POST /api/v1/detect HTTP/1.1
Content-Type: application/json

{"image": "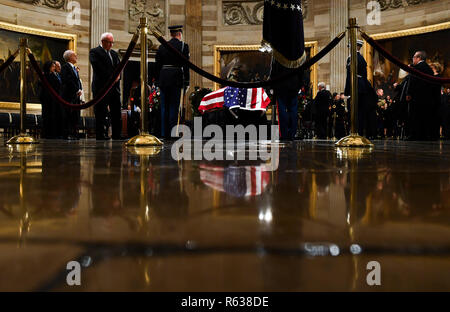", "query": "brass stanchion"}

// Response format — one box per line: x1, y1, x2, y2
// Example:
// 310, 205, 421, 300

335, 18, 373, 147
7, 39, 38, 145
126, 17, 163, 147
